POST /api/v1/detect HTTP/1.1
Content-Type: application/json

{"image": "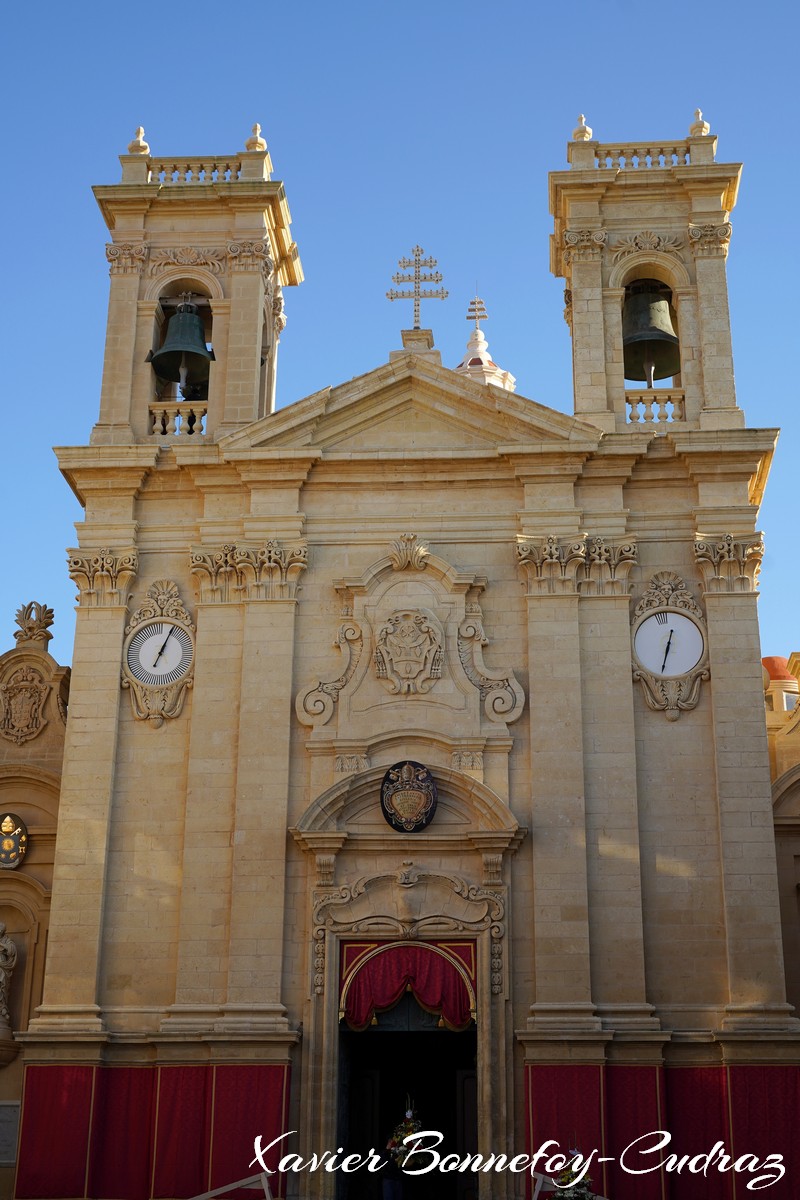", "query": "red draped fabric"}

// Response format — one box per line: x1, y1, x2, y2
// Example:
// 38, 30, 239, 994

343, 944, 473, 1030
